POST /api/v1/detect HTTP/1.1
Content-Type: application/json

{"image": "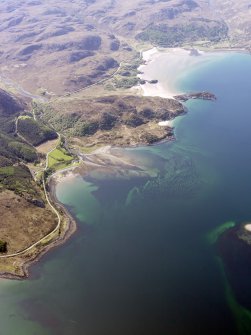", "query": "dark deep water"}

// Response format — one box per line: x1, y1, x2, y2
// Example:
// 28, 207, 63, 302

1, 52, 251, 335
